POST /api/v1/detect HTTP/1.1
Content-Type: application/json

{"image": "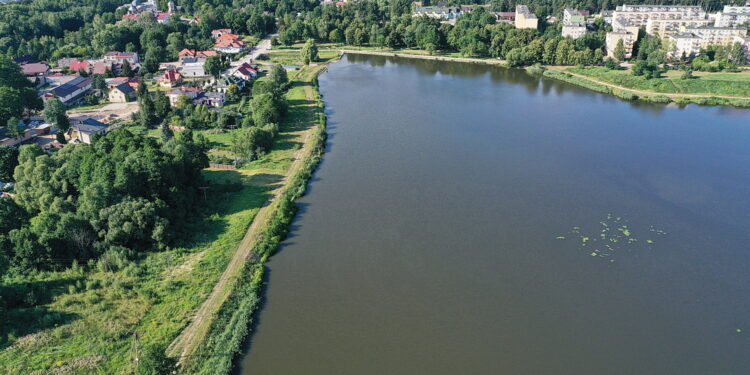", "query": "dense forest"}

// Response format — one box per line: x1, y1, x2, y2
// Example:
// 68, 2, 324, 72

0, 129, 208, 273
0, 0, 737, 62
